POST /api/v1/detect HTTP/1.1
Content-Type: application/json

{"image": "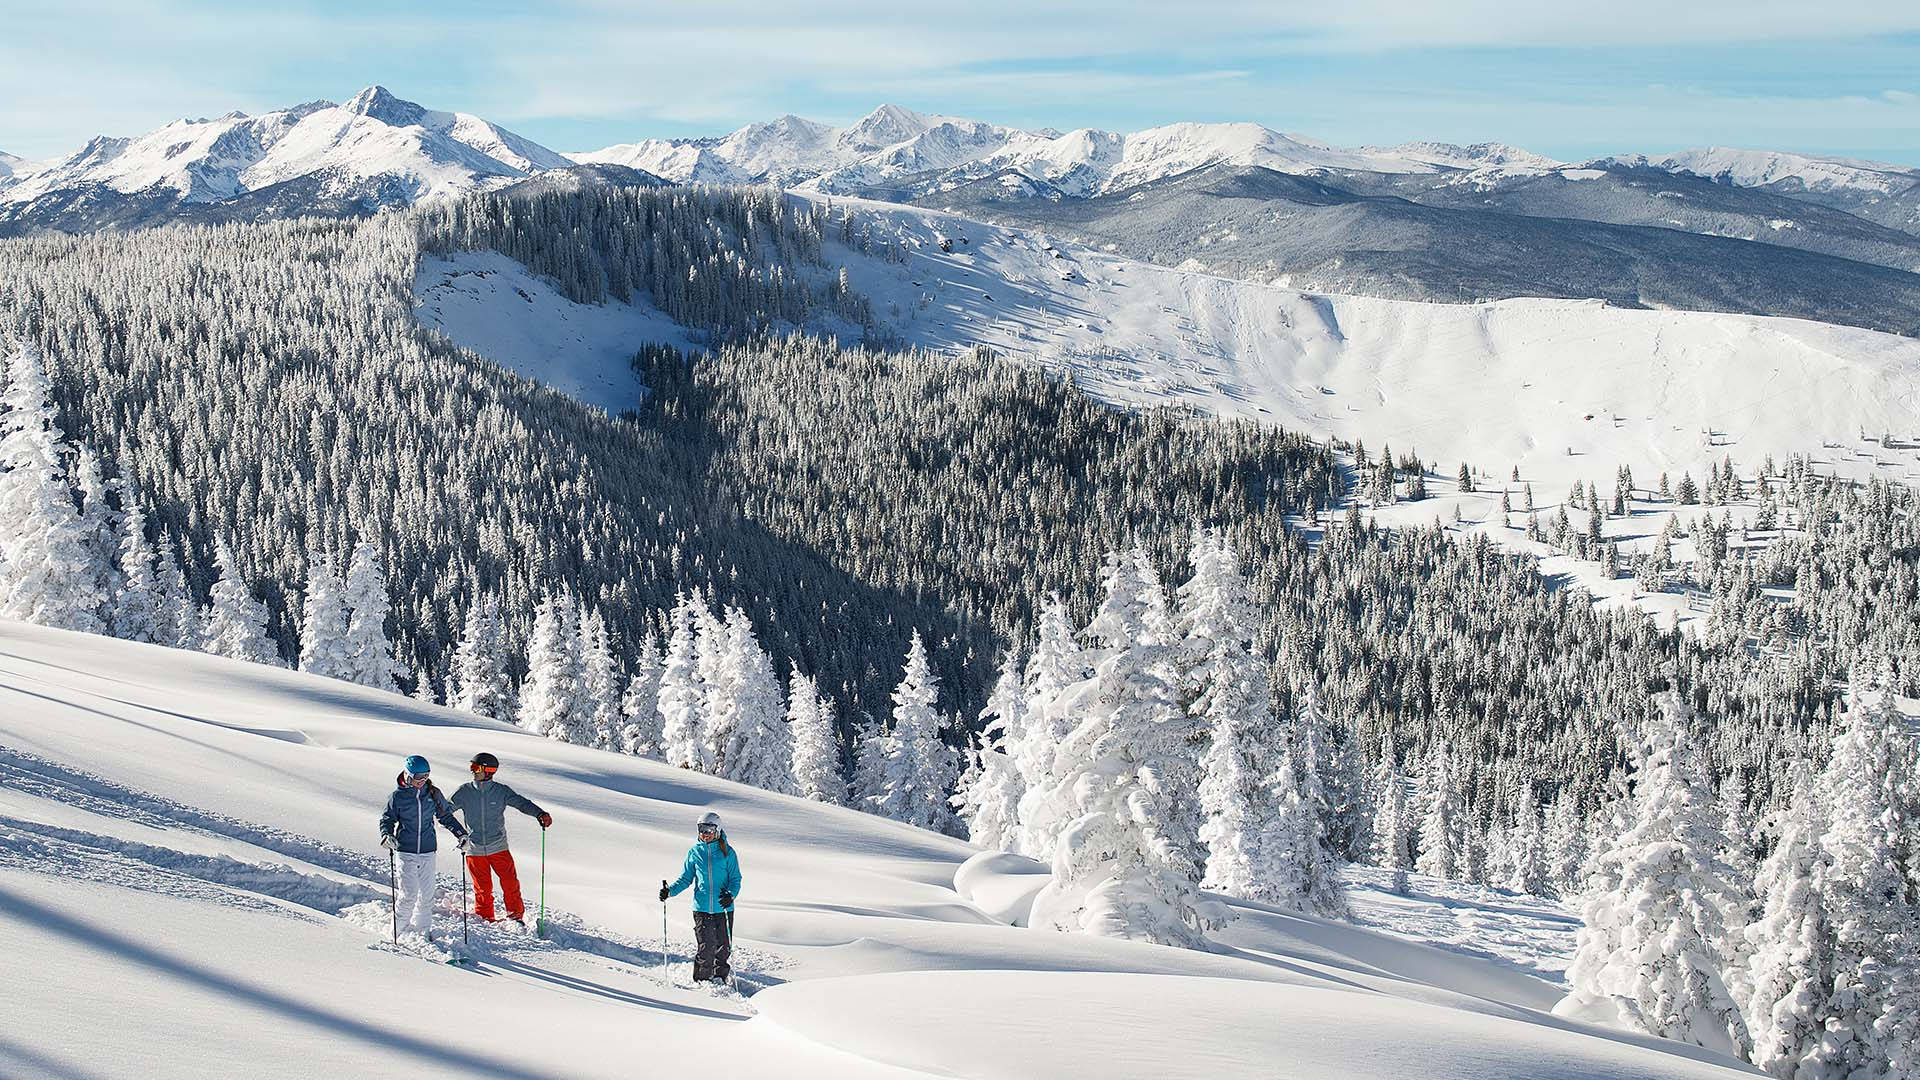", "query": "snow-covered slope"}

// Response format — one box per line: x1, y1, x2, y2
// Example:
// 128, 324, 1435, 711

1601, 148, 1920, 236
0, 87, 569, 232
856, 203, 1918, 485
421, 196, 1920, 505
0, 150, 37, 187
413, 250, 684, 413
1, 621, 1753, 1077
570, 105, 1563, 199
